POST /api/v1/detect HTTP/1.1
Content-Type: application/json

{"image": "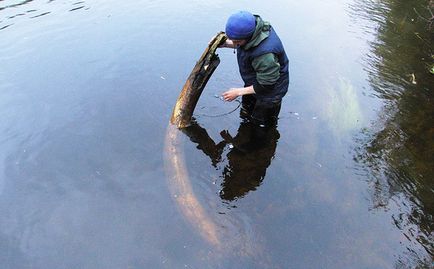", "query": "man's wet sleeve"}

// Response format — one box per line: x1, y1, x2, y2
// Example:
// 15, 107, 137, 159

252, 53, 280, 94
